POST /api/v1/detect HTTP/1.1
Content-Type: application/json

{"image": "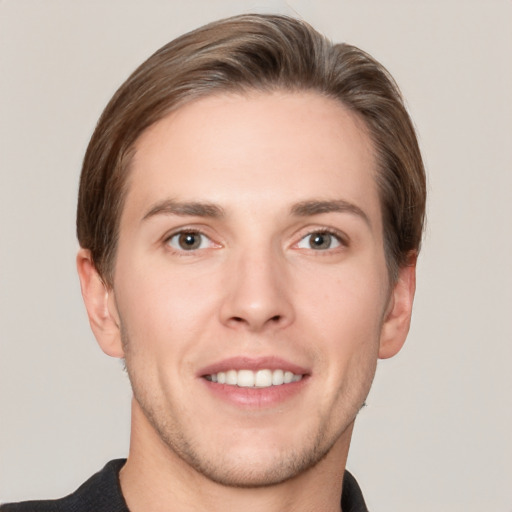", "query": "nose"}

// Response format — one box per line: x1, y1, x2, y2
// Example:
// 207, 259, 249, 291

219, 248, 295, 332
